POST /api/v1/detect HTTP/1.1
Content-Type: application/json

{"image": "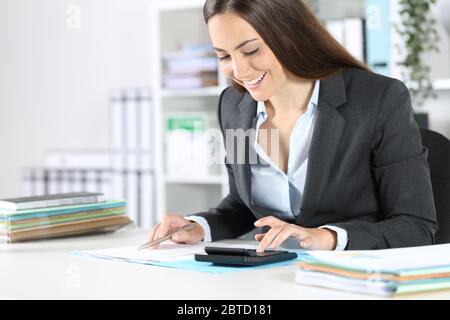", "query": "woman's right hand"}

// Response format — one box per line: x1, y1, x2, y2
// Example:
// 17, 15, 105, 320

147, 213, 205, 247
